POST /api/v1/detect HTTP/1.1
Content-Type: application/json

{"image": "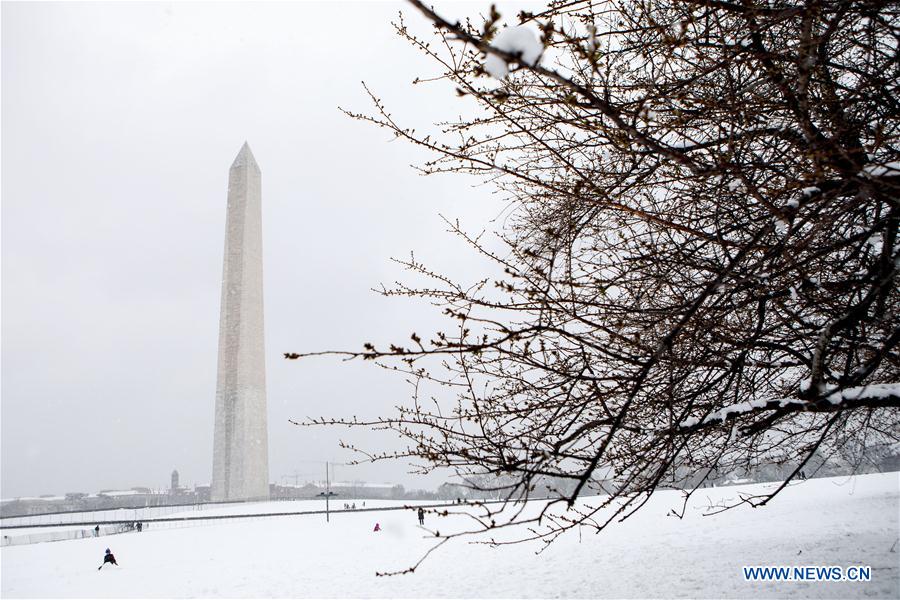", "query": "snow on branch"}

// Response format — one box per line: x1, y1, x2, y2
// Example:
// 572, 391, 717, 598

676, 384, 900, 433
483, 26, 543, 79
